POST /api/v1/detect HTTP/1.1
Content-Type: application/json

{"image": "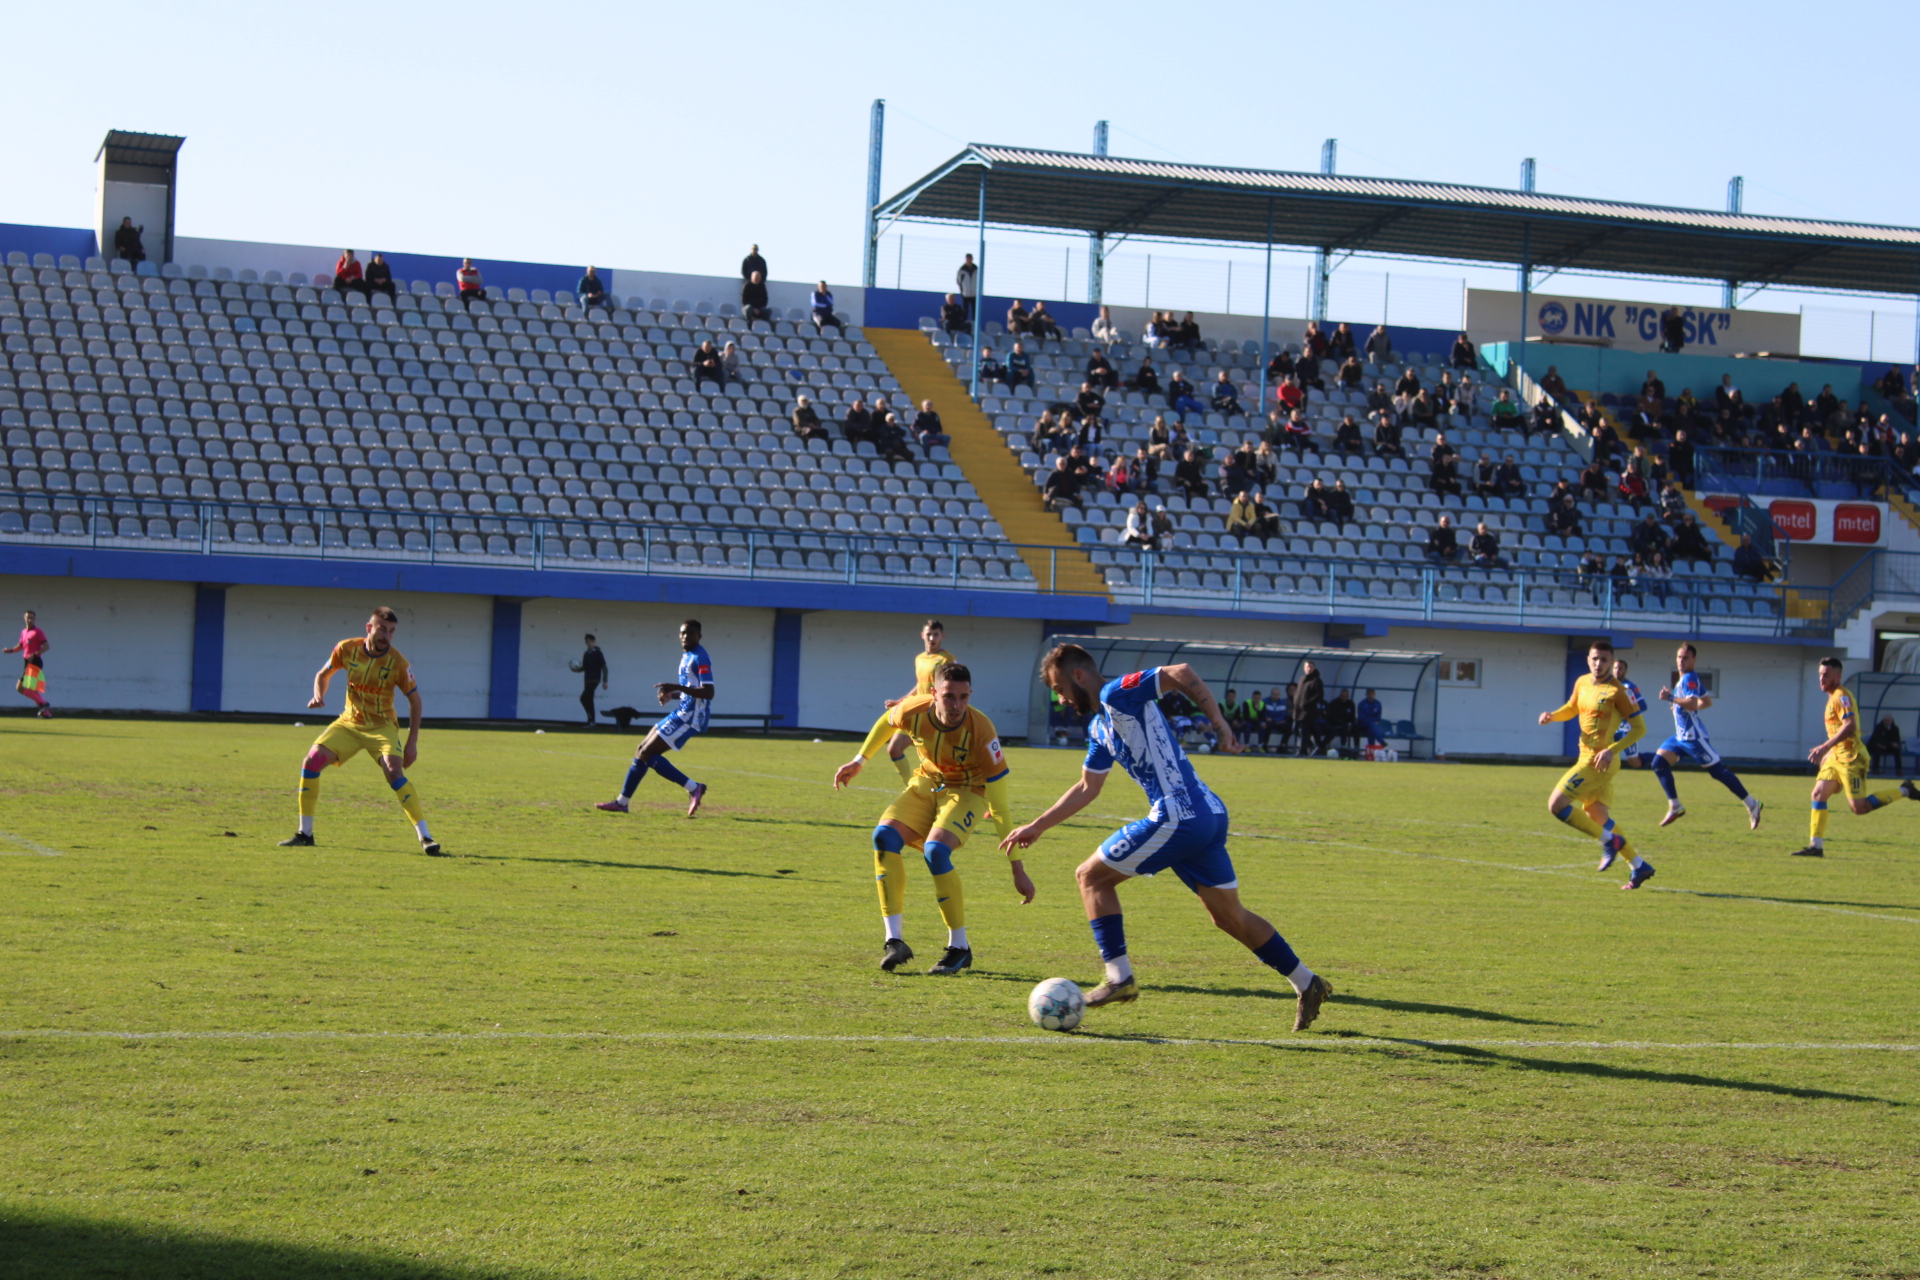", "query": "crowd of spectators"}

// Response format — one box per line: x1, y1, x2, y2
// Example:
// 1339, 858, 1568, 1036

1146, 664, 1388, 758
